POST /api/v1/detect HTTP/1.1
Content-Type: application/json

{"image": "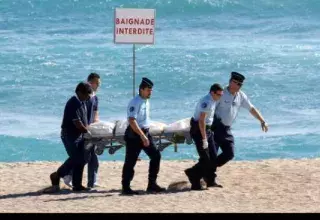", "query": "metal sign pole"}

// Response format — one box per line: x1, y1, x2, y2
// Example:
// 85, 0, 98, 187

133, 44, 136, 97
